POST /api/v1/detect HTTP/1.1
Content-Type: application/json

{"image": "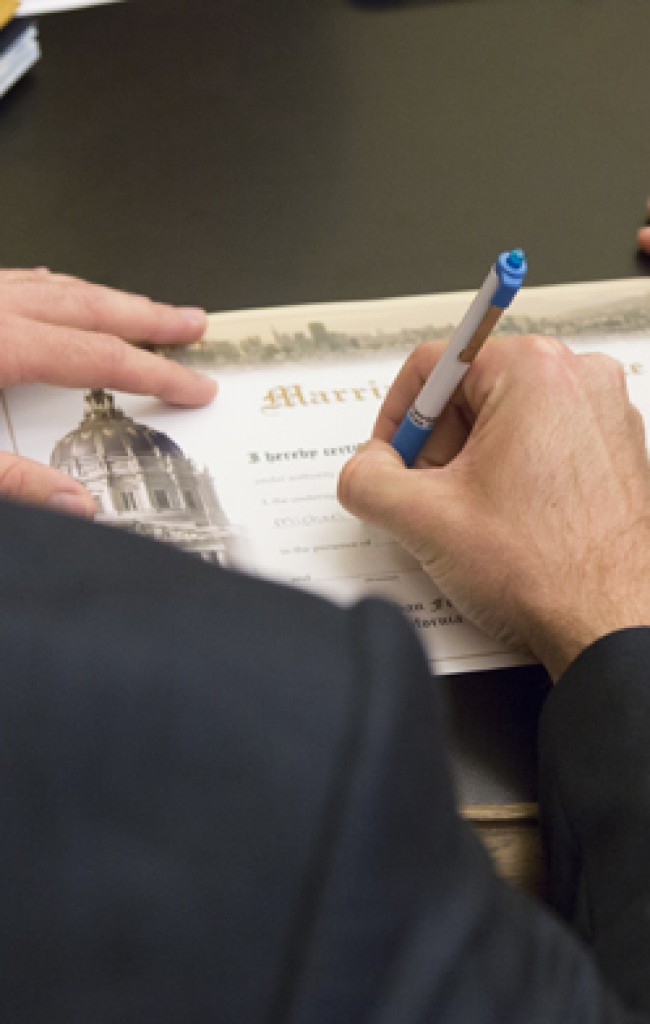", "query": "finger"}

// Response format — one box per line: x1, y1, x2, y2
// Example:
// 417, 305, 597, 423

400, 335, 567, 472
577, 350, 628, 403
373, 340, 448, 441
0, 267, 51, 282
0, 313, 217, 406
0, 272, 208, 345
576, 351, 650, 468
460, 335, 568, 421
0, 451, 95, 517
338, 438, 452, 542
377, 336, 571, 469
412, 399, 473, 468
457, 338, 643, 490
376, 336, 562, 441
